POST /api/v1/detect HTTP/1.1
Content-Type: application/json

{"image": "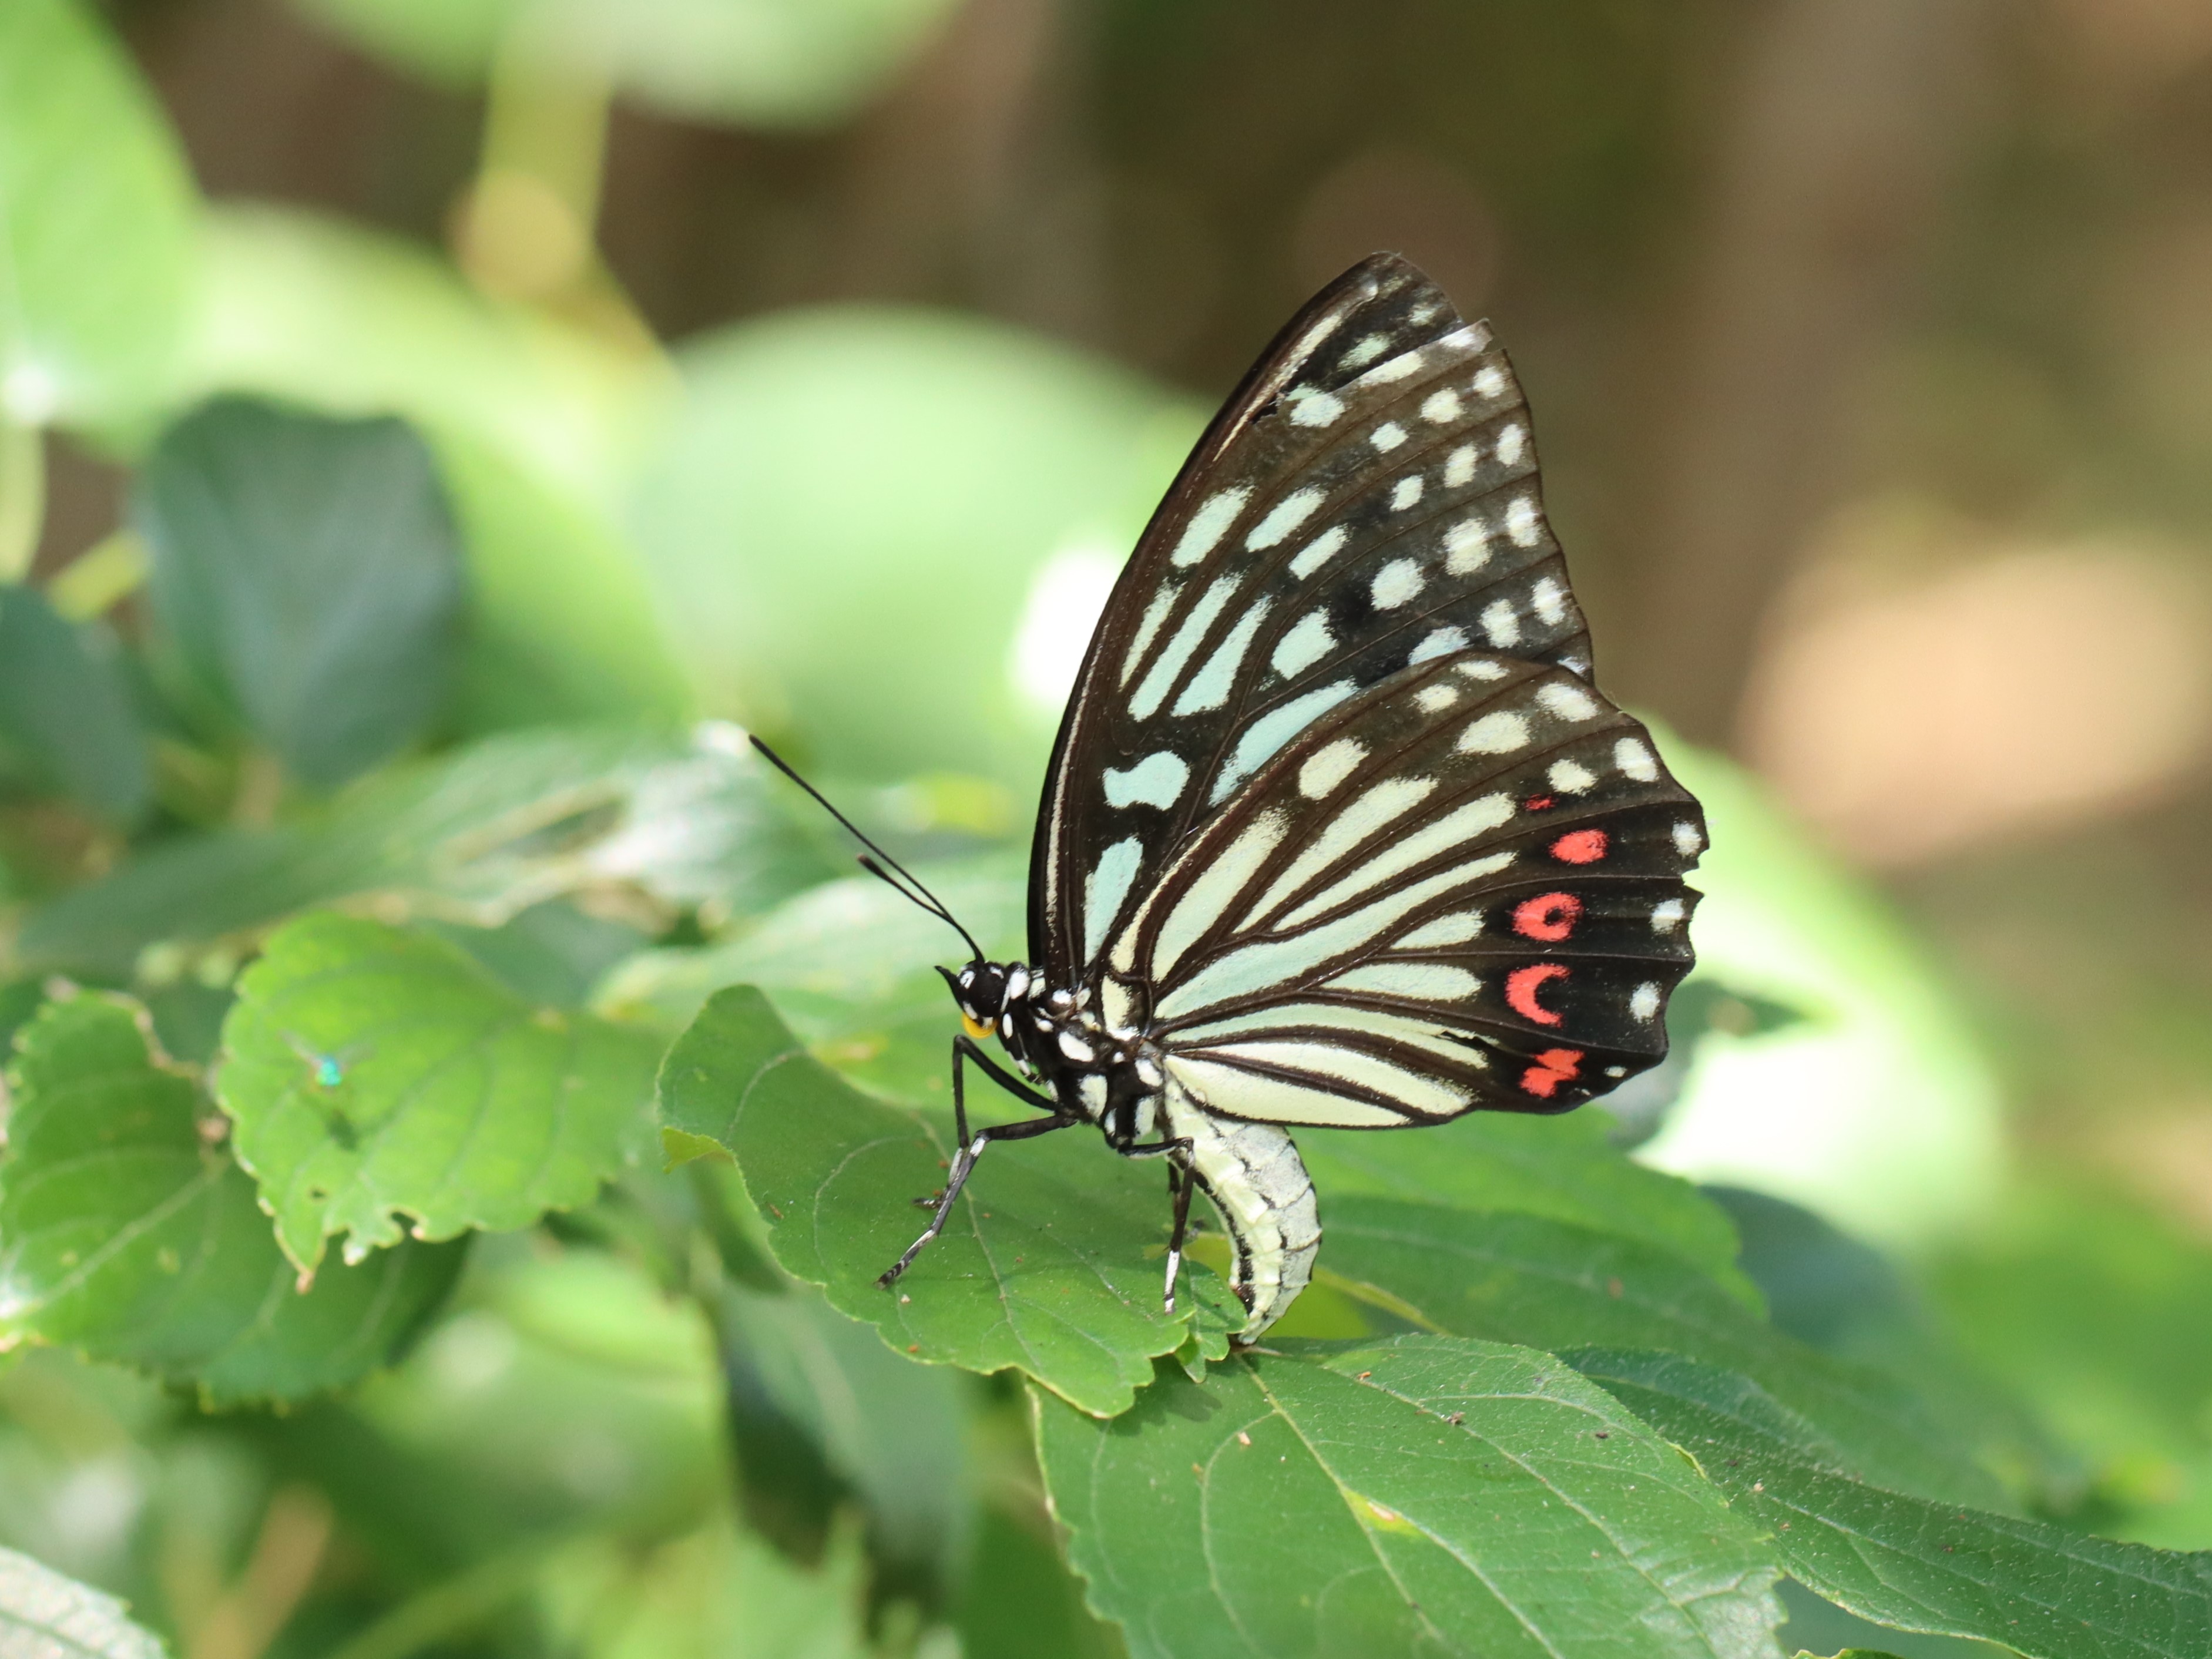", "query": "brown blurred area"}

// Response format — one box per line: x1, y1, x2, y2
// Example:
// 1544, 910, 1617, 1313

88, 0, 2212, 1198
